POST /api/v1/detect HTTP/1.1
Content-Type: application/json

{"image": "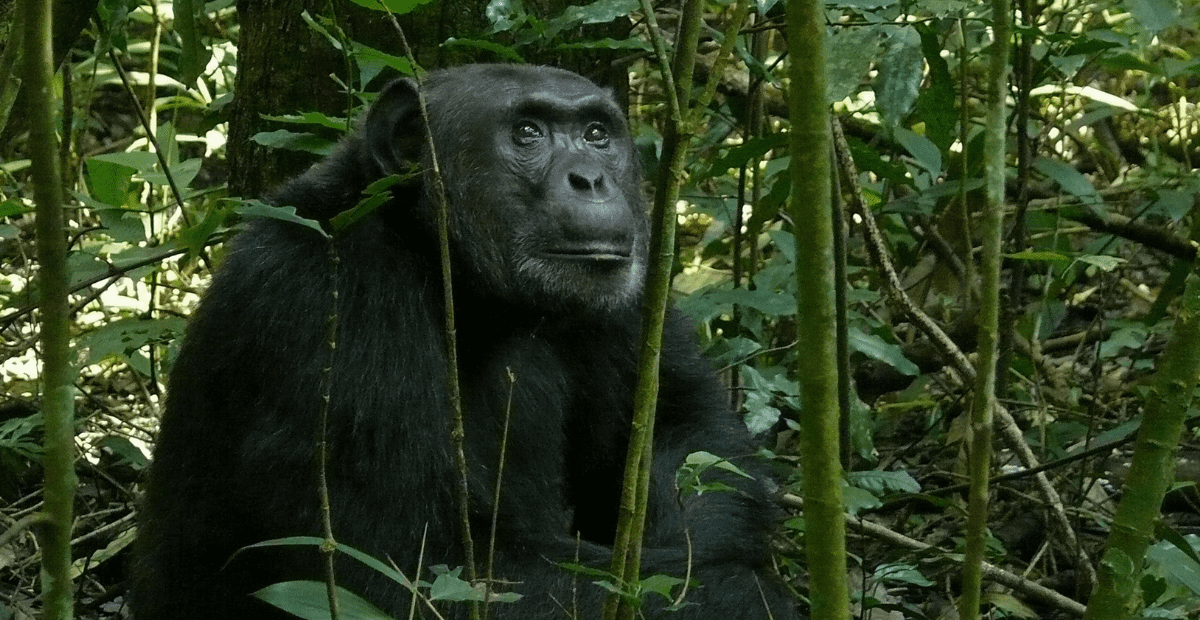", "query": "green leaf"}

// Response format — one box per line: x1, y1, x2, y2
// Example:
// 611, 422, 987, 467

230, 199, 328, 238
873, 26, 923, 133
842, 485, 881, 515
1126, 0, 1181, 34
894, 127, 942, 177
556, 37, 651, 51
848, 330, 918, 376
743, 390, 782, 435
707, 134, 789, 177
685, 451, 753, 479
826, 26, 883, 103
1004, 250, 1070, 262
95, 435, 150, 468
175, 0, 213, 84
847, 469, 921, 495
0, 412, 45, 459
242, 537, 415, 590
541, 0, 641, 39
0, 199, 31, 218
72, 190, 146, 243
88, 151, 202, 191
875, 563, 934, 587
1153, 525, 1200, 569
331, 192, 390, 233
253, 581, 392, 620
179, 205, 230, 261
1033, 157, 1101, 205
250, 130, 336, 156
915, 23, 957, 153
78, 318, 188, 367
261, 112, 349, 131
85, 157, 136, 207
676, 451, 754, 497
428, 565, 484, 602
331, 173, 414, 232
90, 151, 159, 173
441, 38, 525, 63
353, 44, 415, 84
346, 0, 437, 14
1076, 254, 1126, 272
486, 0, 528, 32
639, 574, 685, 601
